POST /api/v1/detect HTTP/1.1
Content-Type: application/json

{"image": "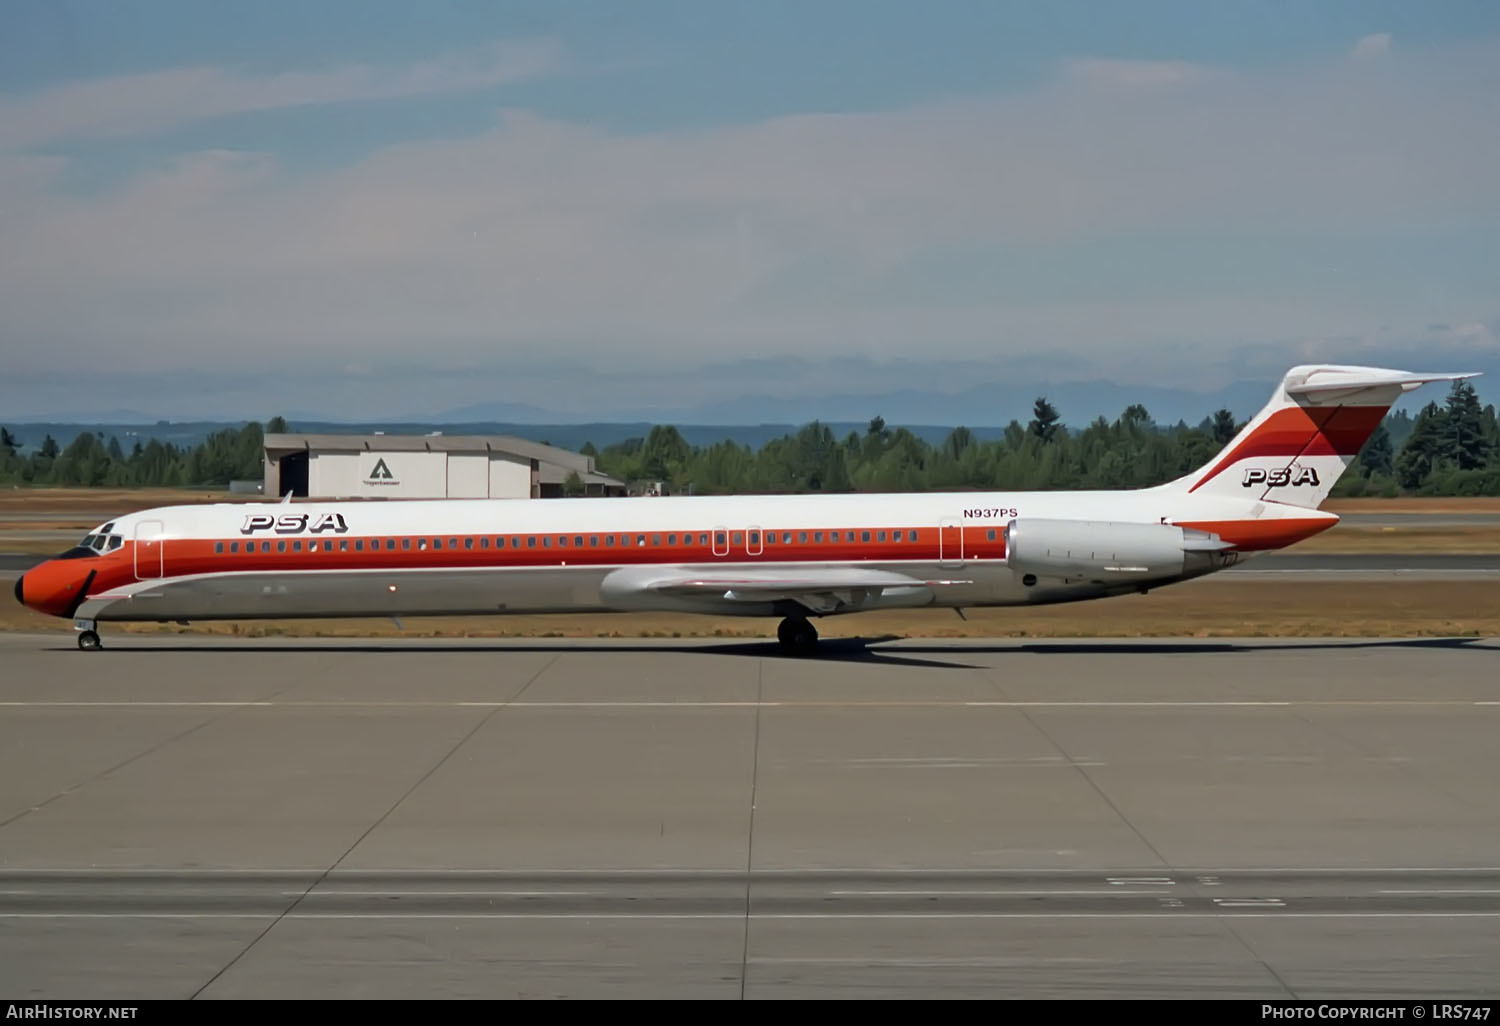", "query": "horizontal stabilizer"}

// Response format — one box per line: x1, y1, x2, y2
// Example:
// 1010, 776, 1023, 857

1285, 367, 1481, 405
